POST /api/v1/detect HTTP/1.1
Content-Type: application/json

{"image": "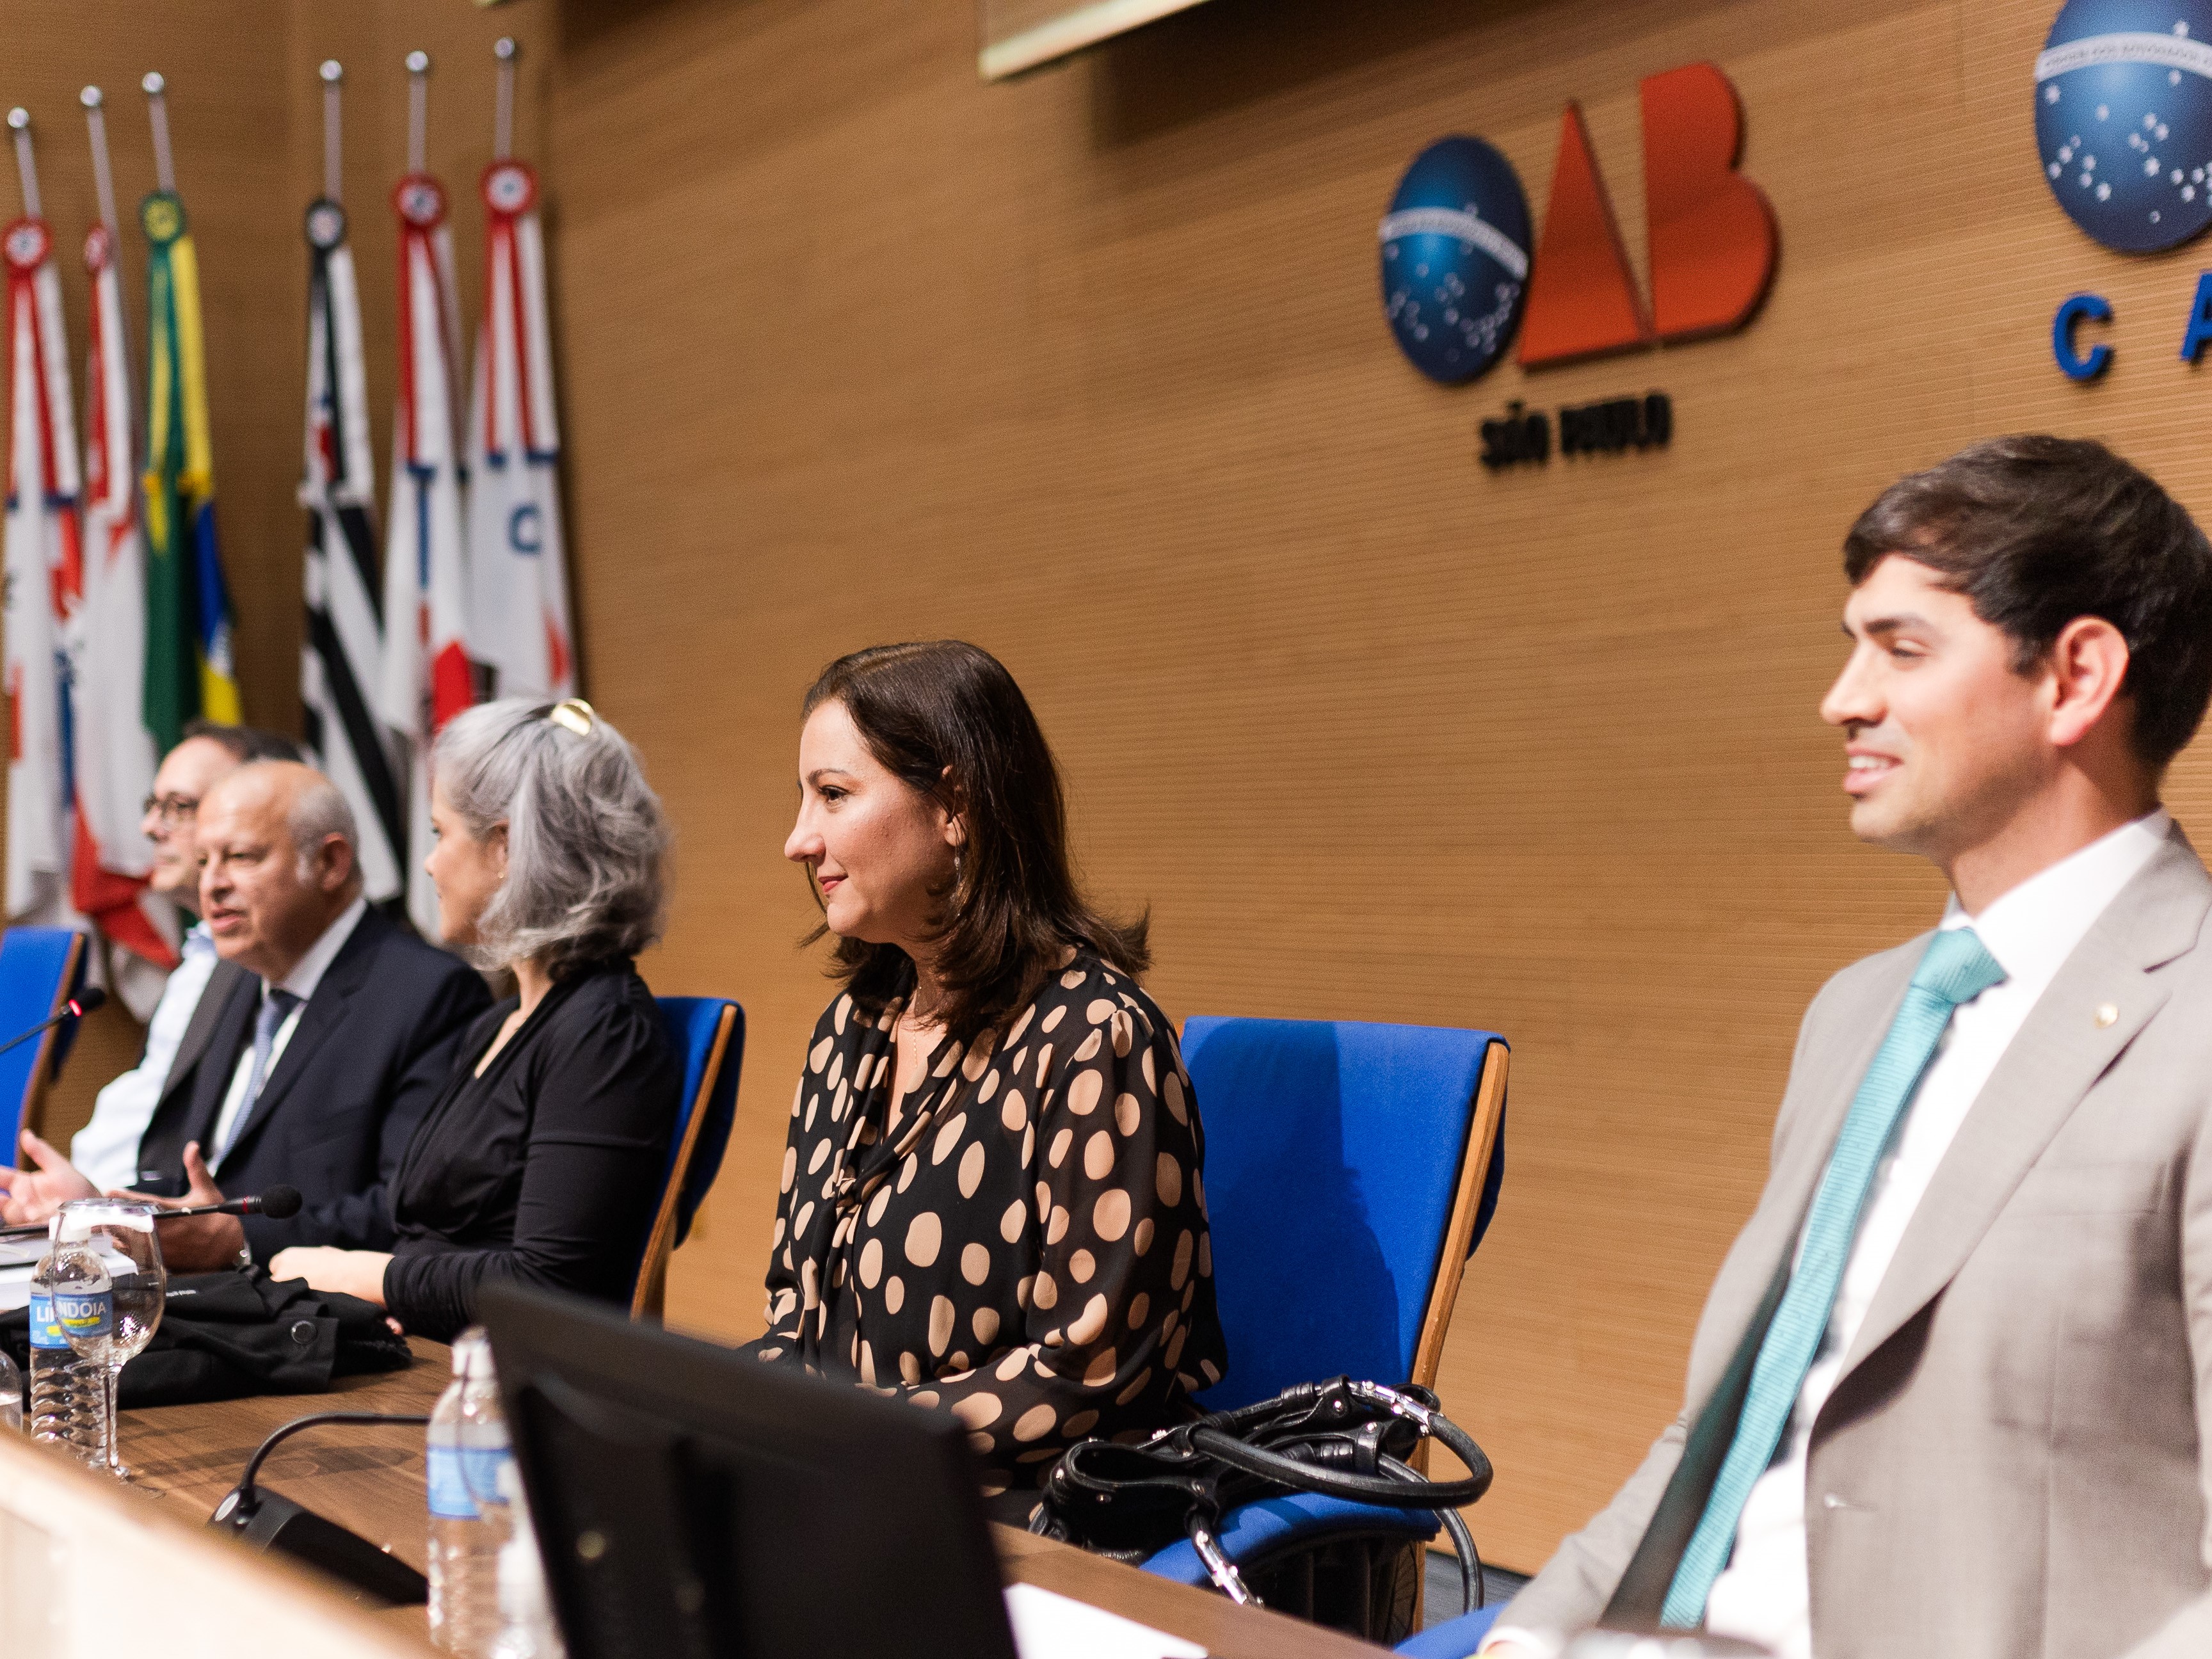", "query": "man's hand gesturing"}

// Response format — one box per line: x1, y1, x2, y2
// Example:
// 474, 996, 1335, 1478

0, 1130, 98, 1226
138, 1142, 246, 1271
